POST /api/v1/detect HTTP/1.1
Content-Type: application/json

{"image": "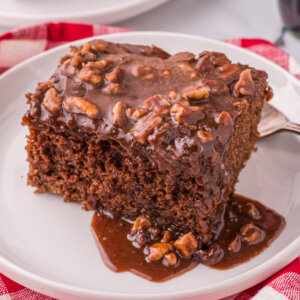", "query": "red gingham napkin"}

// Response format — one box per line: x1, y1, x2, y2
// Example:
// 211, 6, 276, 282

0, 22, 299, 300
